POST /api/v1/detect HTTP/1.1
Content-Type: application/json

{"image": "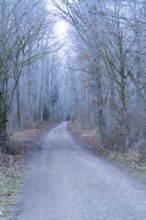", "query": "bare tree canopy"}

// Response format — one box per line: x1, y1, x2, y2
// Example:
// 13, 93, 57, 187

0, 0, 146, 153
